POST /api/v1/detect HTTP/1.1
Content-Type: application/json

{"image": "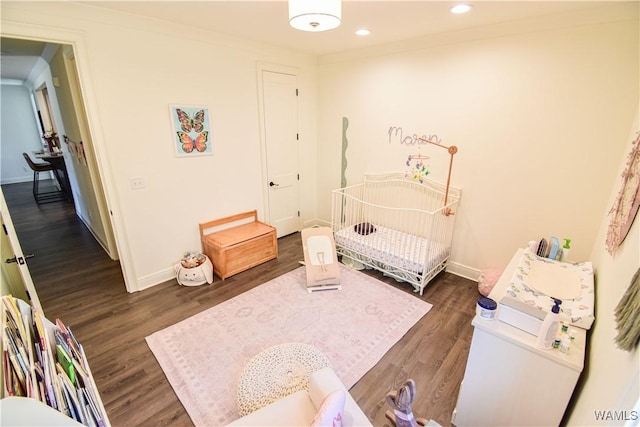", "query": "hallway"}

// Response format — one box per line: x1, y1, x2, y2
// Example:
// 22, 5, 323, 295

1, 181, 125, 320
